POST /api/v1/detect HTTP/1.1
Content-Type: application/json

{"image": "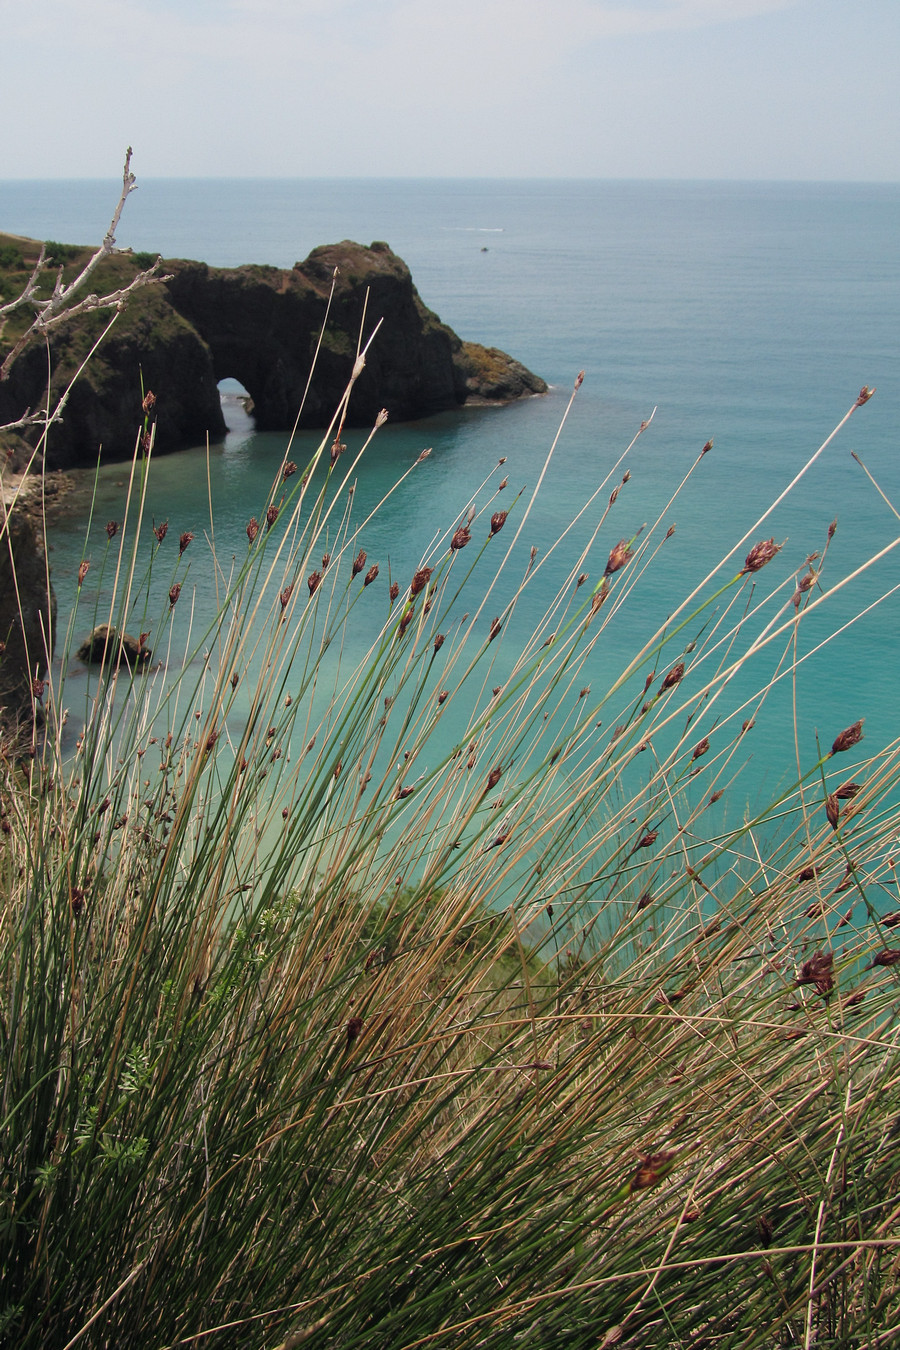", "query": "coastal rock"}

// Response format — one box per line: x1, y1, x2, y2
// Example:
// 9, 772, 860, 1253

0, 476, 56, 736
0, 238, 546, 469
76, 624, 151, 669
